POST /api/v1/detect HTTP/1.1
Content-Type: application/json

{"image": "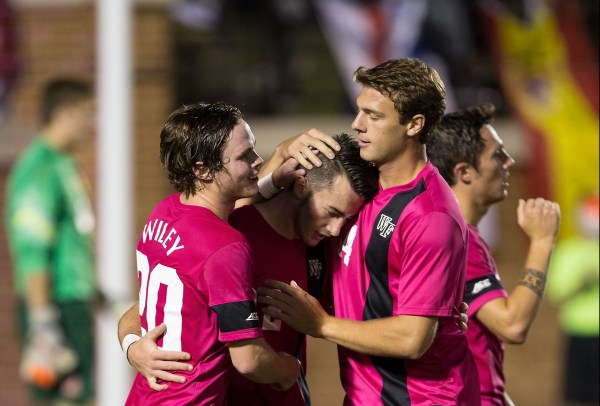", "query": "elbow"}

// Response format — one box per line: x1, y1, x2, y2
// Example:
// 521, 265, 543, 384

503, 333, 527, 345
408, 343, 431, 360
403, 349, 427, 360
500, 325, 529, 345
231, 357, 260, 377
400, 336, 434, 360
